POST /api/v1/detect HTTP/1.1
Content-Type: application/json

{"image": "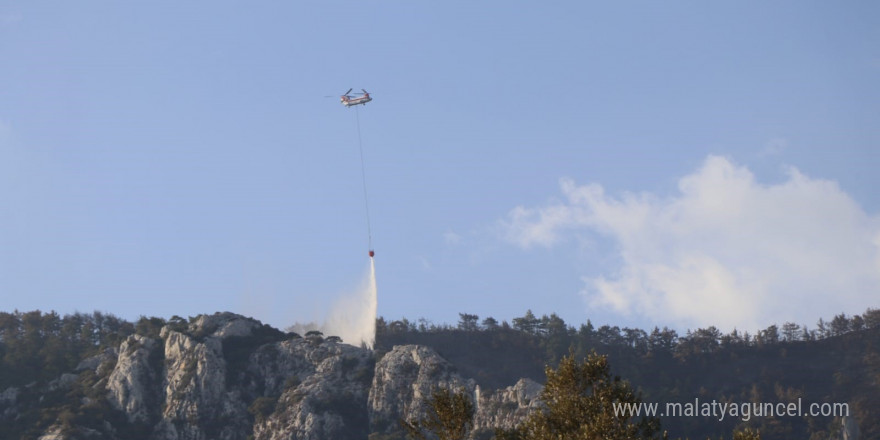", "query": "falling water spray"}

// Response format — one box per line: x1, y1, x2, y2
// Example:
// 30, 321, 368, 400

321, 257, 377, 349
